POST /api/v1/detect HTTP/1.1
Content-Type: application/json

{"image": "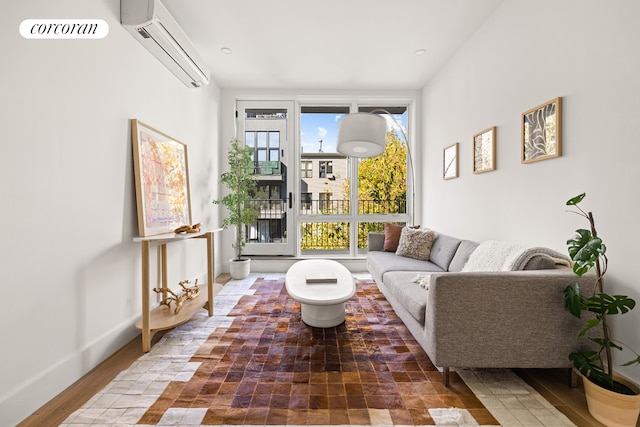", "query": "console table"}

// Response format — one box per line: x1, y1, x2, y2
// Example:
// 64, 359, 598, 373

133, 229, 221, 352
